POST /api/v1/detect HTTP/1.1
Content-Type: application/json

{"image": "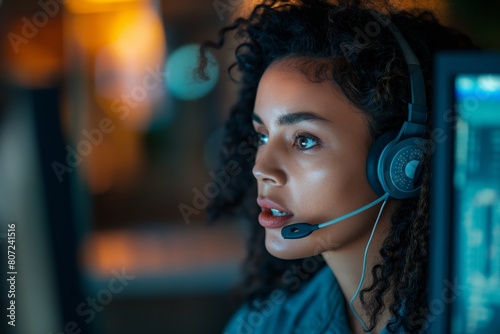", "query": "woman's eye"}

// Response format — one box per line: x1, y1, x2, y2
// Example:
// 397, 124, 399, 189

255, 132, 268, 146
294, 135, 318, 150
